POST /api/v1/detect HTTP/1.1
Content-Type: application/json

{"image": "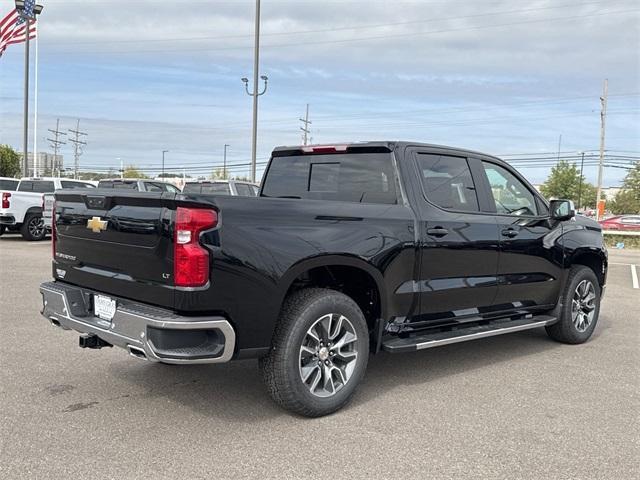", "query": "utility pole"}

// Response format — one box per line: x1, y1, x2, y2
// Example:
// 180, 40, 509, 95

556, 134, 562, 164
299, 104, 312, 146
162, 150, 169, 177
68, 119, 87, 179
47, 119, 66, 177
577, 151, 585, 210
118, 158, 123, 179
596, 79, 608, 221
241, 0, 268, 184
223, 144, 229, 179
